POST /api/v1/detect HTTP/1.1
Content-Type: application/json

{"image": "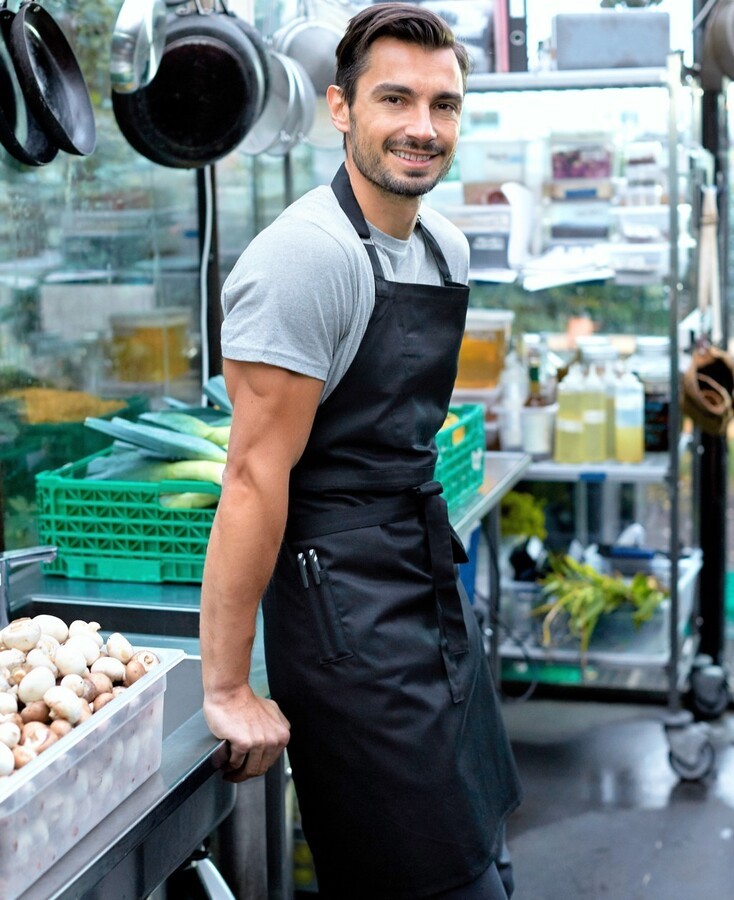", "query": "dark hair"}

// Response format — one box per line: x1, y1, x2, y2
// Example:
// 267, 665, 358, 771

335, 2, 471, 105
